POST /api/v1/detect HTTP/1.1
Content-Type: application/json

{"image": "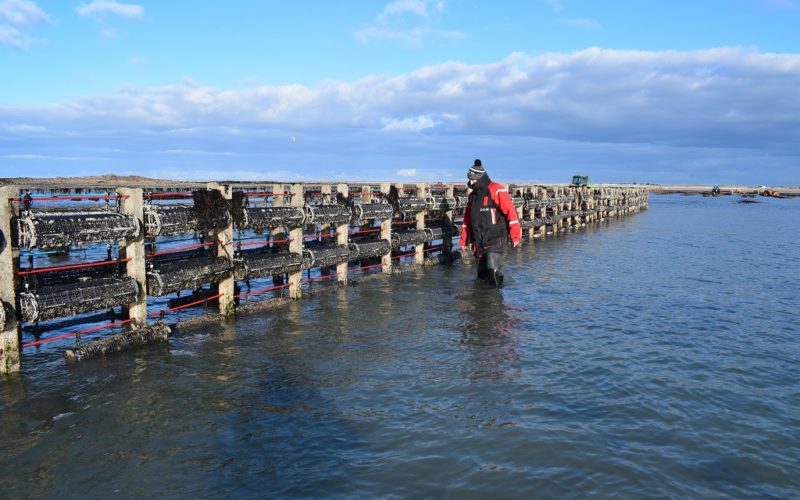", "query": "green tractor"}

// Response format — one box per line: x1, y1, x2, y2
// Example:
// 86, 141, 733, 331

571, 175, 590, 187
